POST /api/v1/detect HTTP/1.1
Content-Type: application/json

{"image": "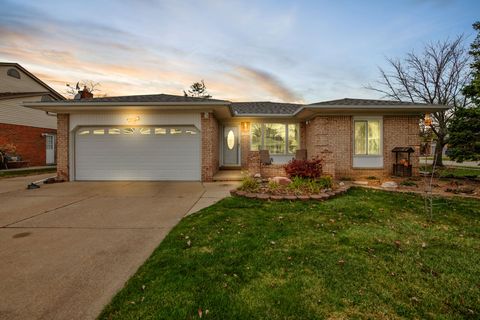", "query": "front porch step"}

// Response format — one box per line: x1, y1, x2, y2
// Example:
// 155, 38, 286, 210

213, 170, 244, 181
